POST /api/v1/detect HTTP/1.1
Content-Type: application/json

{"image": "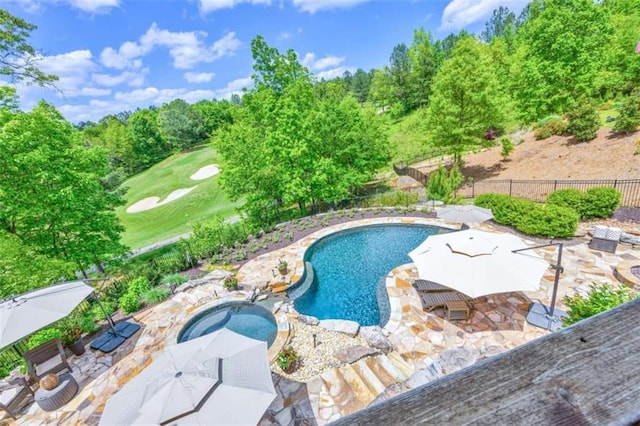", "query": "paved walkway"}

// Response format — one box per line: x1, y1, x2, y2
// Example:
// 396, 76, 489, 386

10, 217, 639, 425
